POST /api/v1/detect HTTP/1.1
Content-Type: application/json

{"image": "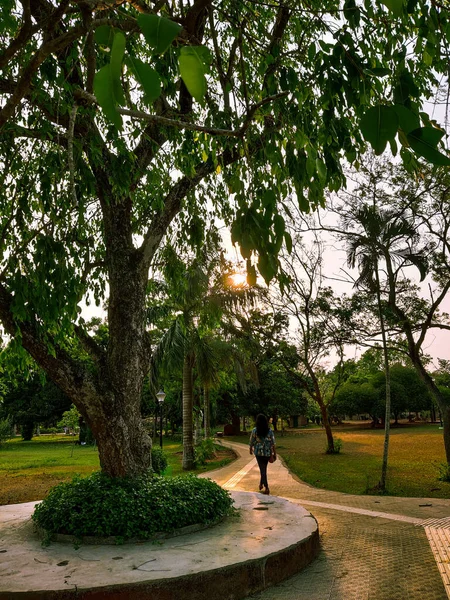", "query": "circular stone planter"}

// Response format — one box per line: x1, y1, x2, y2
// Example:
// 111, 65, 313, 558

0, 492, 319, 600
35, 516, 226, 546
